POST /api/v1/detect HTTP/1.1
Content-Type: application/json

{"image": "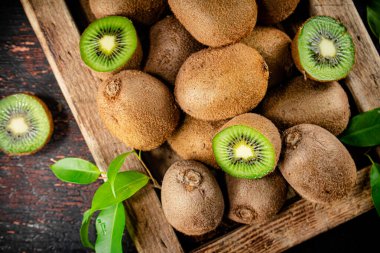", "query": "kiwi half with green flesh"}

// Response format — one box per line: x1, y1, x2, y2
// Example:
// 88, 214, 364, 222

280, 124, 357, 203
292, 16, 355, 82
0, 94, 53, 155
226, 170, 287, 225
241, 26, 292, 88
213, 113, 281, 179
258, 0, 300, 25
262, 76, 350, 135
144, 16, 203, 84
168, 0, 257, 47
